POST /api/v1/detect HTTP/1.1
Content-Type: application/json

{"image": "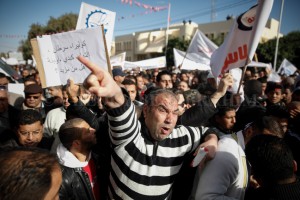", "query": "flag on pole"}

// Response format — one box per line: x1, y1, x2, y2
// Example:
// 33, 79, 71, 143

173, 48, 211, 71
267, 70, 281, 82
110, 52, 126, 69
210, 0, 274, 78
76, 2, 116, 53
277, 58, 297, 76
185, 30, 218, 67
